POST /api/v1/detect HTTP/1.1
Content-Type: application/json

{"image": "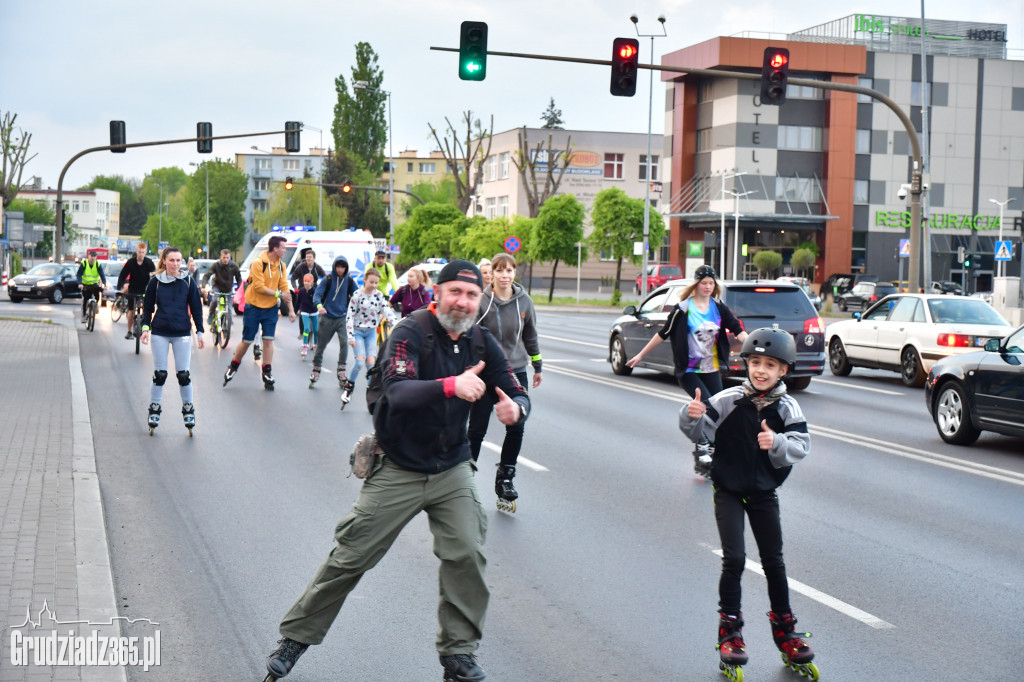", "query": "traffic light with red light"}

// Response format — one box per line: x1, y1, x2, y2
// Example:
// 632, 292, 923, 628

459, 21, 488, 81
610, 38, 640, 97
284, 177, 294, 191
110, 120, 126, 153
197, 122, 213, 153
760, 47, 790, 106
285, 121, 301, 153
341, 179, 352, 194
